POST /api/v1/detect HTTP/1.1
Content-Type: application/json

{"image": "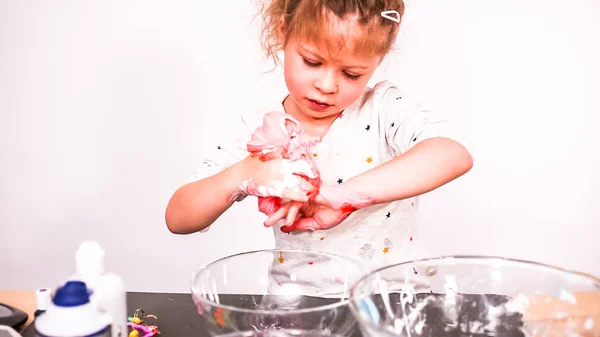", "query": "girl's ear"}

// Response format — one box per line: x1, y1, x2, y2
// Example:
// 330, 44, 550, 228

278, 16, 286, 45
